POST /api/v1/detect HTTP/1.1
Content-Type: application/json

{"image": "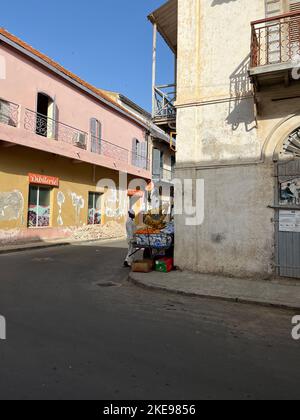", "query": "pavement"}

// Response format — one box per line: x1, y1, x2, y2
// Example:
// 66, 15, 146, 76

129, 270, 300, 311
0, 235, 125, 255
0, 239, 300, 399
